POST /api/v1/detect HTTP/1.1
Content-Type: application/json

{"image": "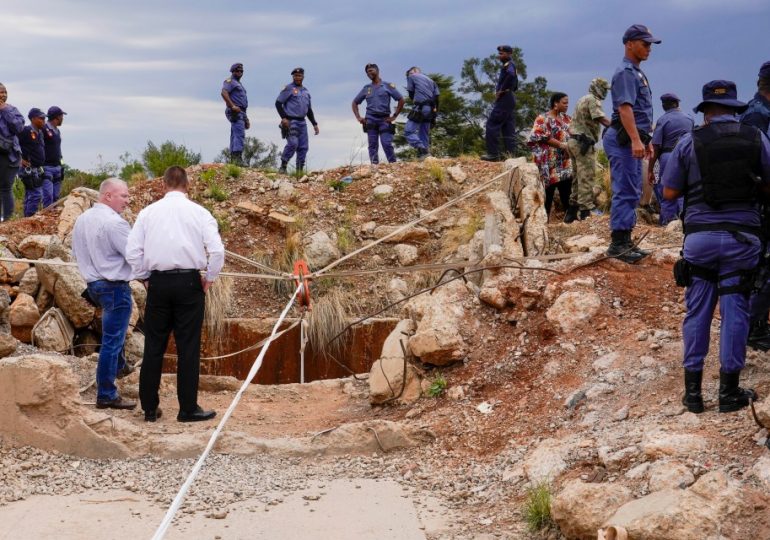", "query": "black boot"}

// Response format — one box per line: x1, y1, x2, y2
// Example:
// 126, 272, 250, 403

278, 160, 288, 174
480, 154, 501, 162
718, 370, 758, 413
230, 151, 243, 166
563, 205, 579, 224
747, 319, 770, 351
606, 230, 645, 264
682, 369, 704, 413
629, 230, 650, 258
